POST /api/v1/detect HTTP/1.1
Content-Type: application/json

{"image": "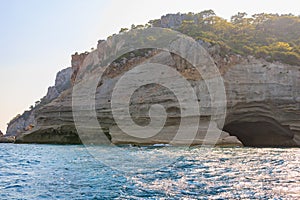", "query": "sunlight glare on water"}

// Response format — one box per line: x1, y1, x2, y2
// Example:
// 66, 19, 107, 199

0, 144, 299, 199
